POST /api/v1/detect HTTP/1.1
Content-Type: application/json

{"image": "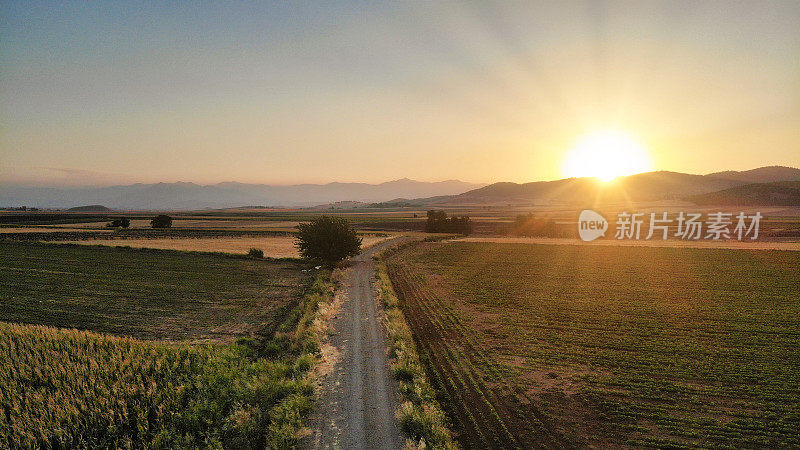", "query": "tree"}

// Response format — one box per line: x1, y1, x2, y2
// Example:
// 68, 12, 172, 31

107, 217, 130, 228
295, 216, 362, 267
424, 210, 447, 232
424, 210, 473, 235
151, 215, 172, 228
